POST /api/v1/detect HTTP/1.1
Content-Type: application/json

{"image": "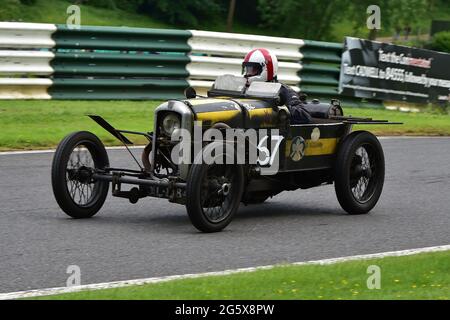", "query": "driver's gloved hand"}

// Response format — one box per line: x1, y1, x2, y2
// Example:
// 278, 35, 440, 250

290, 104, 313, 124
